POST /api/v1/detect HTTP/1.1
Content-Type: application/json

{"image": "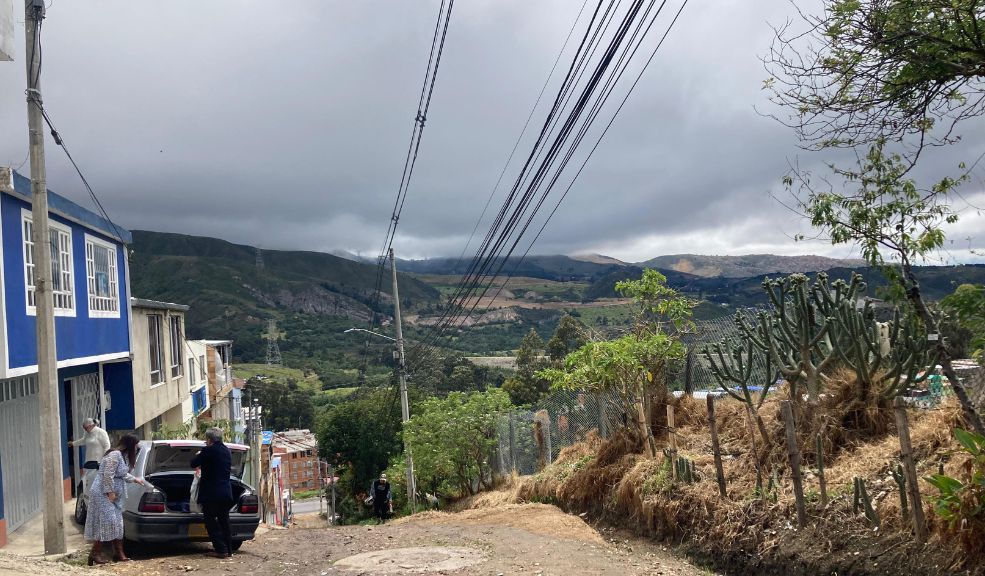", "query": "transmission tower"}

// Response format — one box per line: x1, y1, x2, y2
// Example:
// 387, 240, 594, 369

255, 246, 264, 273
264, 319, 282, 366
